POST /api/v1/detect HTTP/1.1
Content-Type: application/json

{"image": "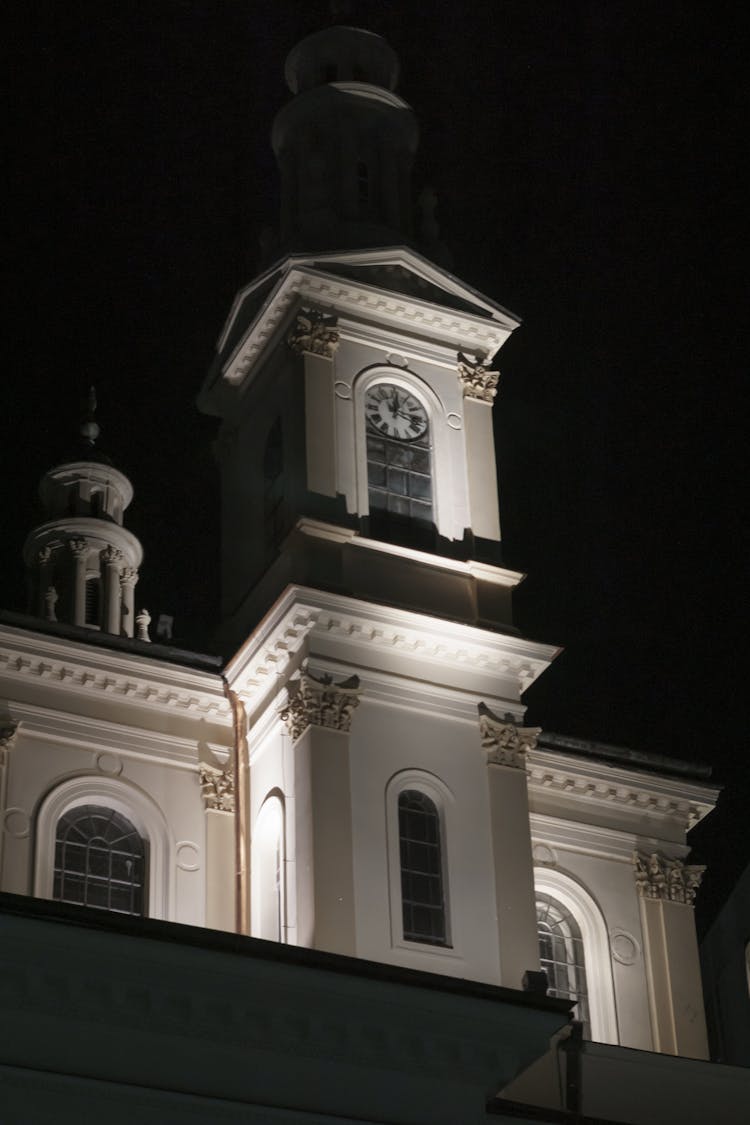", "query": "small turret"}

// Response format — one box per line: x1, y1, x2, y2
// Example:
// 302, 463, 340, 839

22, 390, 144, 637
